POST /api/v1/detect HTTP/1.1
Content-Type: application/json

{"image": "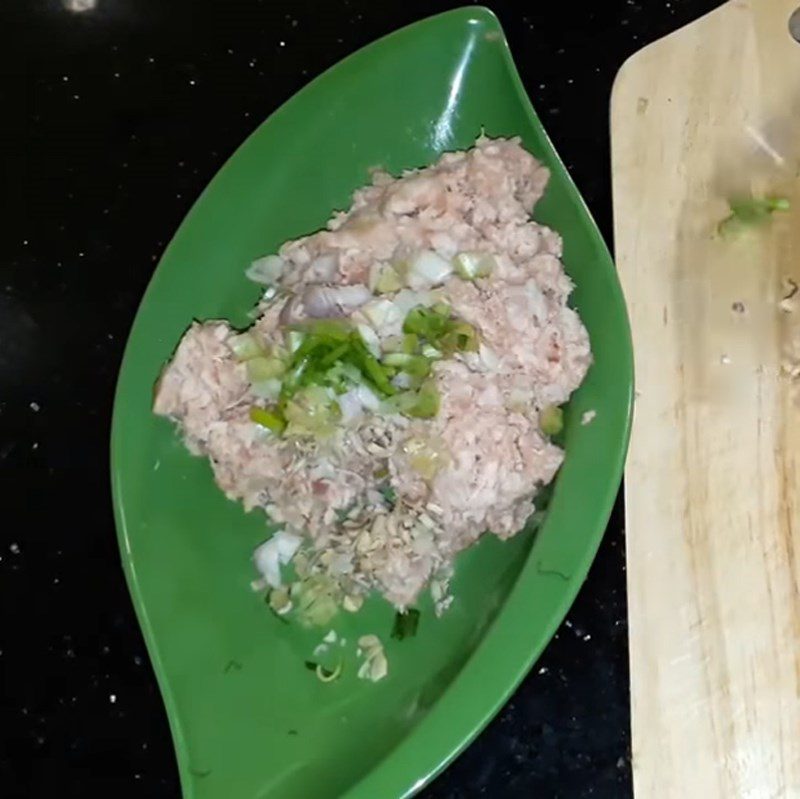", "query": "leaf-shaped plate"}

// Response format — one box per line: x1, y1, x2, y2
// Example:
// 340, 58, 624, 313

111, 7, 633, 799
